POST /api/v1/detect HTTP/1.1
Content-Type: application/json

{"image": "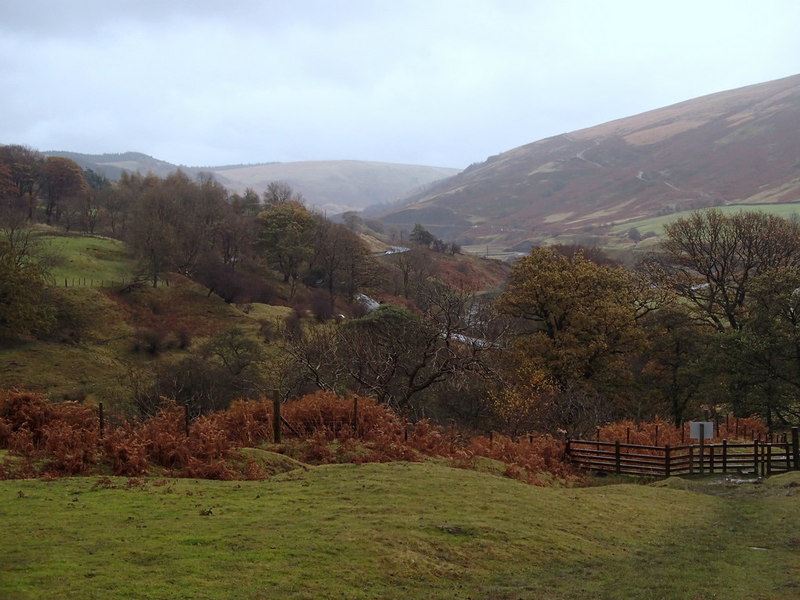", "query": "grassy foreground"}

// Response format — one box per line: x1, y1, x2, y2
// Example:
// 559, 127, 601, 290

2, 463, 799, 600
